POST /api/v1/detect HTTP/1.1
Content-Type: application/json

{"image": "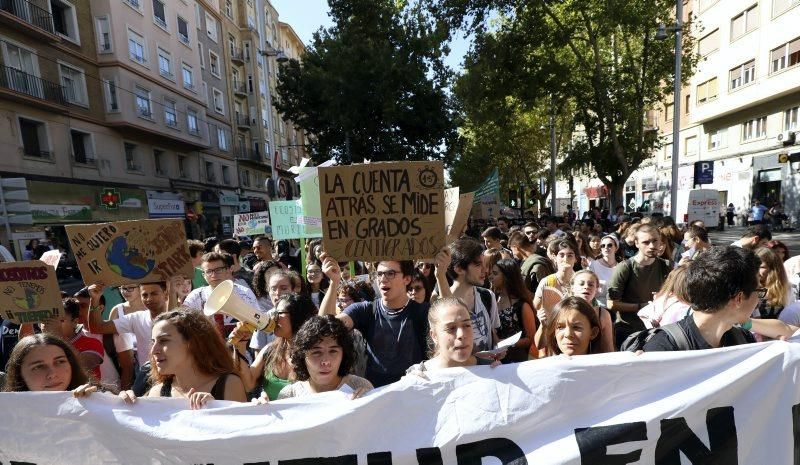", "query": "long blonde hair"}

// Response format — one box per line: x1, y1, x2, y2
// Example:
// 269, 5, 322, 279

756, 248, 789, 307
